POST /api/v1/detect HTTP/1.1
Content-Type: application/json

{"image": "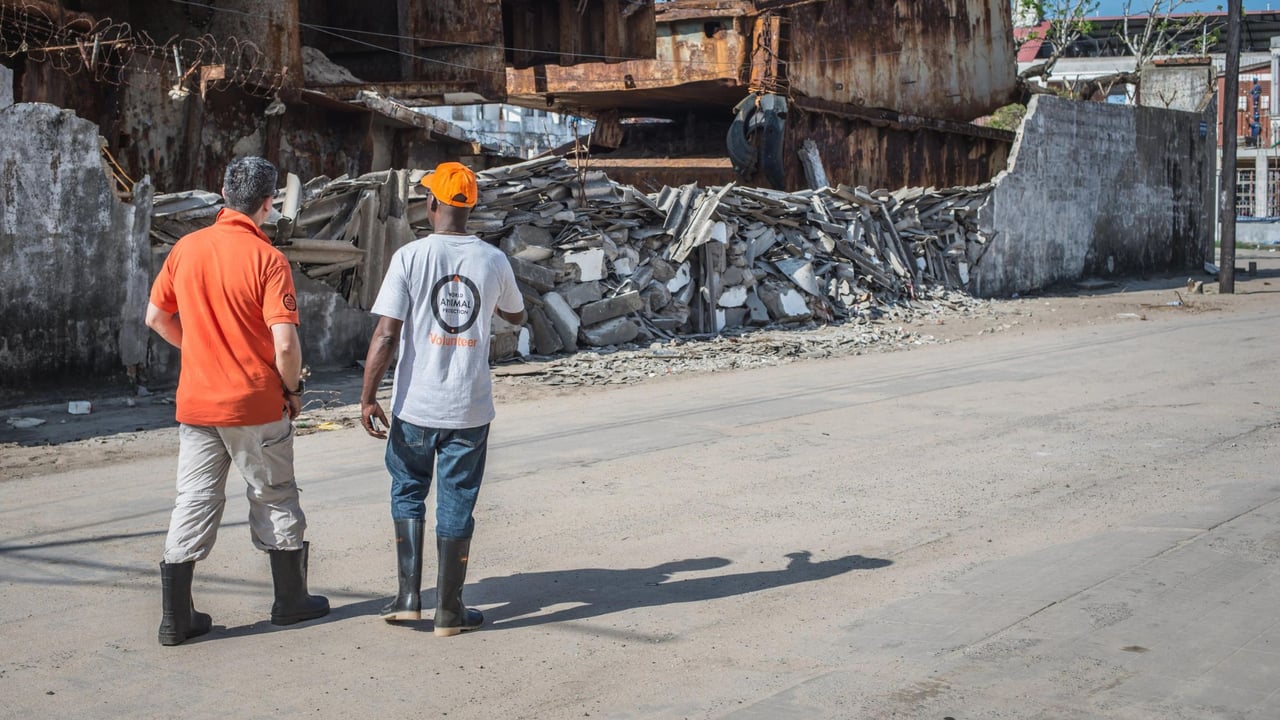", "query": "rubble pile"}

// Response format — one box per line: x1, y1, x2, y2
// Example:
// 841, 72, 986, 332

463, 156, 993, 358
150, 156, 995, 363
